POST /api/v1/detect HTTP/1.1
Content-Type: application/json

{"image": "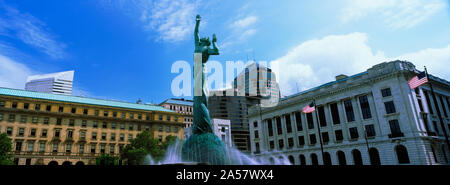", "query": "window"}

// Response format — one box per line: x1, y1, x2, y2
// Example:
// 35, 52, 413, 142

309, 134, 316, 145
0, 113, 3, 121
158, 136, 162, 142
113, 112, 117, 117
80, 131, 86, 140
30, 128, 36, 137
330, 103, 340, 124
43, 117, 49, 124
111, 133, 116, 141
56, 118, 62, 125
104, 111, 109, 117
42, 129, 47, 137
253, 121, 258, 128
111, 123, 116, 129
268, 119, 273, 137
7, 127, 13, 136
138, 114, 142, 120
130, 113, 134, 119
69, 119, 75, 126
79, 144, 84, 154
128, 134, 133, 141
121, 112, 125, 118
167, 116, 171, 121
159, 115, 163, 121
93, 121, 98, 128
146, 114, 150, 121
120, 134, 124, 141
8, 114, 15, 122
91, 145, 96, 154
92, 132, 97, 140
349, 127, 359, 139
0, 101, 4, 107
110, 145, 115, 154
306, 113, 314, 129
12, 102, 17, 109
254, 131, 259, 139
15, 141, 22, 151
269, 140, 274, 150
384, 101, 396, 114
102, 122, 107, 129
20, 115, 27, 123
18, 128, 24, 136
71, 107, 76, 114
318, 106, 327, 127
344, 100, 355, 122
359, 95, 372, 119
58, 106, 64, 112
276, 117, 282, 135
295, 112, 303, 131
120, 123, 125, 130
101, 133, 107, 140
166, 126, 171, 132
145, 125, 150, 131
82, 120, 87, 127
95, 110, 99, 116
278, 139, 284, 149
389, 120, 403, 138
129, 123, 133, 130
54, 130, 60, 137
83, 109, 88, 115
28, 143, 34, 152
365, 124, 376, 137
66, 144, 72, 153
439, 96, 448, 117
67, 130, 73, 139
395, 145, 410, 164
24, 103, 29, 110
35, 104, 40, 111
335, 130, 343, 141
322, 132, 329, 143
137, 124, 142, 131
39, 143, 45, 152
52, 143, 58, 153
46, 105, 51, 111
32, 116, 38, 124
381, 88, 392, 97
298, 136, 305, 146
